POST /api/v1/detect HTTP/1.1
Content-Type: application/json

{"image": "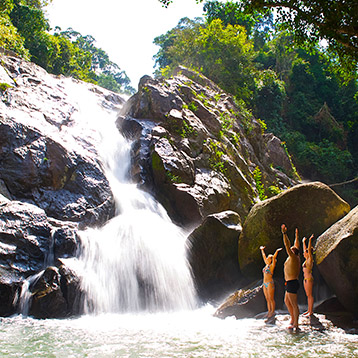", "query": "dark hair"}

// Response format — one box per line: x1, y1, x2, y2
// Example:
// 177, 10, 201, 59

291, 246, 299, 255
